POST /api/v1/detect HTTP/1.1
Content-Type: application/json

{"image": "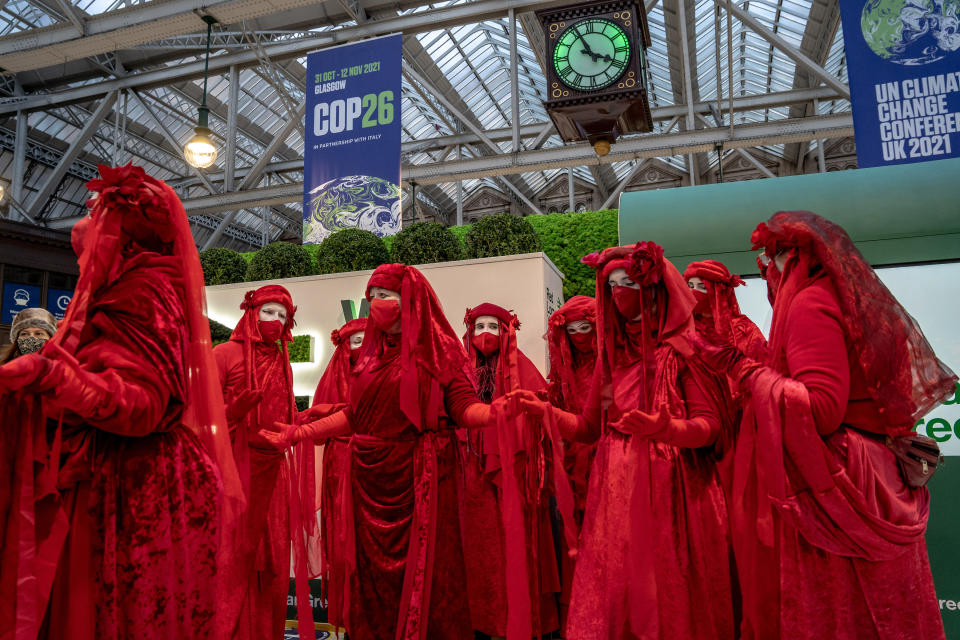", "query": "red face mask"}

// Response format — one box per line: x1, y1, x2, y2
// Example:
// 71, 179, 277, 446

765, 263, 782, 303
612, 286, 644, 320
691, 289, 711, 314
369, 298, 401, 331
472, 332, 500, 357
568, 331, 595, 353
259, 319, 284, 343
349, 346, 362, 366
